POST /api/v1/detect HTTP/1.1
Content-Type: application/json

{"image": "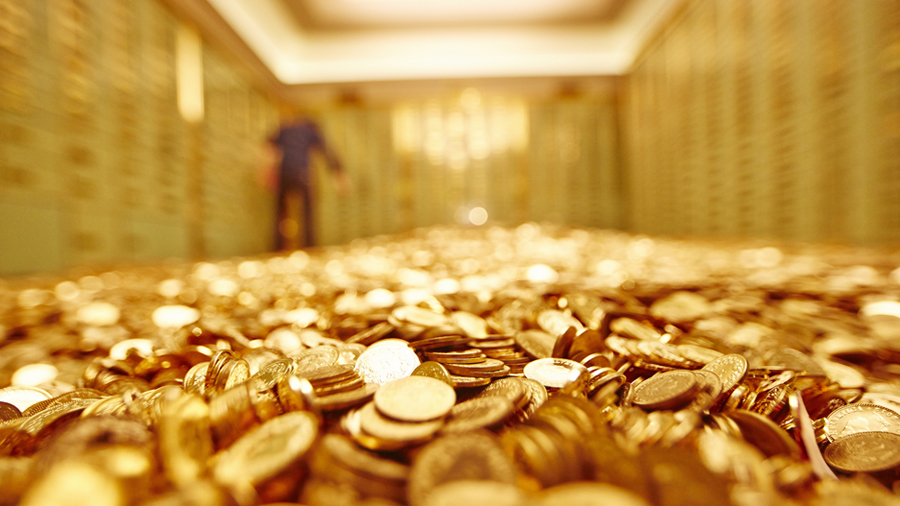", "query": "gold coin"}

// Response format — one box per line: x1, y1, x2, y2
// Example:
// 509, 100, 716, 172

159, 393, 213, 487
479, 377, 528, 409
423, 480, 525, 506
515, 329, 556, 359
374, 376, 456, 422
251, 358, 295, 392
520, 378, 549, 417
0, 402, 22, 421
315, 383, 379, 412
450, 311, 489, 338
536, 309, 584, 337
393, 305, 449, 328
535, 482, 649, 506
183, 362, 208, 395
631, 370, 698, 410
318, 433, 409, 485
823, 431, 900, 473
726, 410, 802, 459
408, 431, 517, 506
824, 403, 900, 442
0, 386, 52, 412
411, 361, 454, 387
354, 339, 421, 385
523, 358, 589, 390
701, 354, 748, 394
293, 346, 340, 375
358, 401, 443, 442
441, 396, 514, 433
20, 460, 124, 506
450, 375, 492, 388
213, 410, 318, 486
